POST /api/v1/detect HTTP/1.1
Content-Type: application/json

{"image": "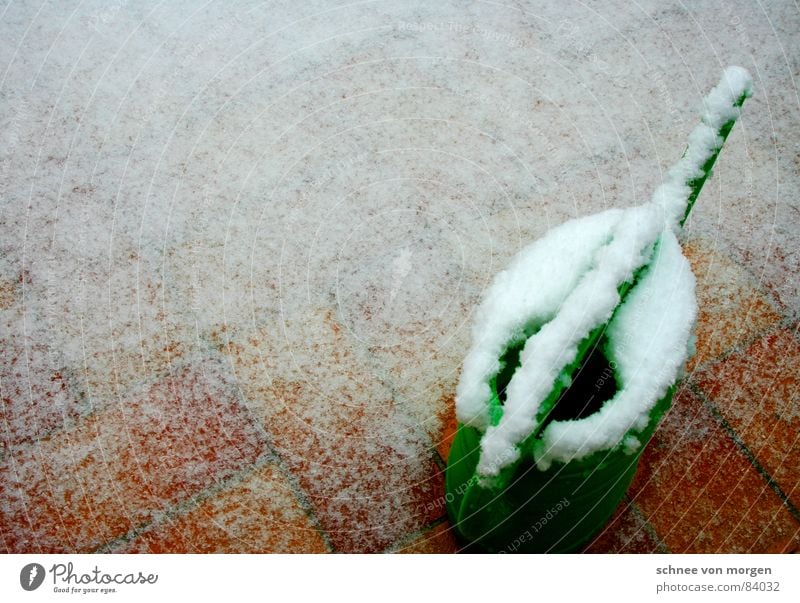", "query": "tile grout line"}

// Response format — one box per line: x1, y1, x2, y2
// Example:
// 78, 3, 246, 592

5, 351, 294, 554
432, 446, 448, 472
325, 307, 456, 549
688, 381, 800, 524
93, 451, 278, 553
199, 336, 337, 553
323, 303, 459, 466
357, 334, 452, 475
383, 515, 450, 553
624, 497, 670, 553
683, 233, 792, 324
91, 340, 336, 553
265, 452, 337, 553
2, 348, 230, 463
687, 314, 798, 377
788, 320, 800, 342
